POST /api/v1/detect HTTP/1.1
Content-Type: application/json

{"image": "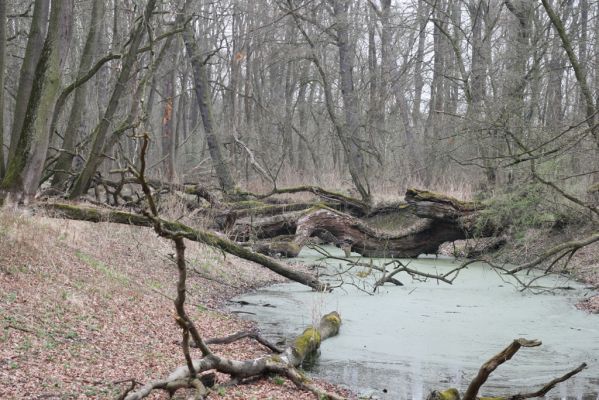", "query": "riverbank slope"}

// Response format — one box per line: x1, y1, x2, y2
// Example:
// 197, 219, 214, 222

0, 209, 350, 399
